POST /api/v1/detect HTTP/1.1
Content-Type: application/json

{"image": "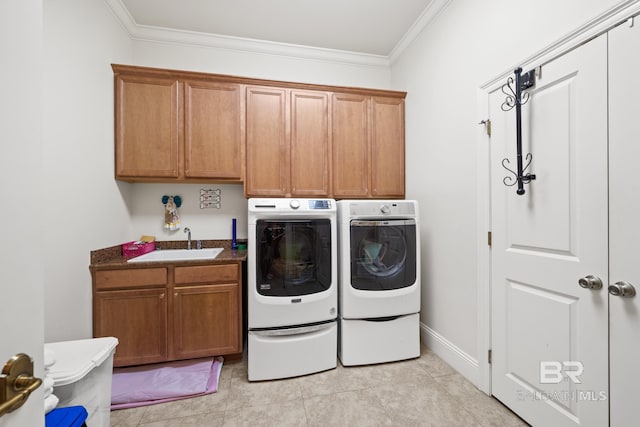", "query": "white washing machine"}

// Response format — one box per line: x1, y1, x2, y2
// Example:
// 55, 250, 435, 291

337, 200, 420, 366
248, 198, 338, 381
